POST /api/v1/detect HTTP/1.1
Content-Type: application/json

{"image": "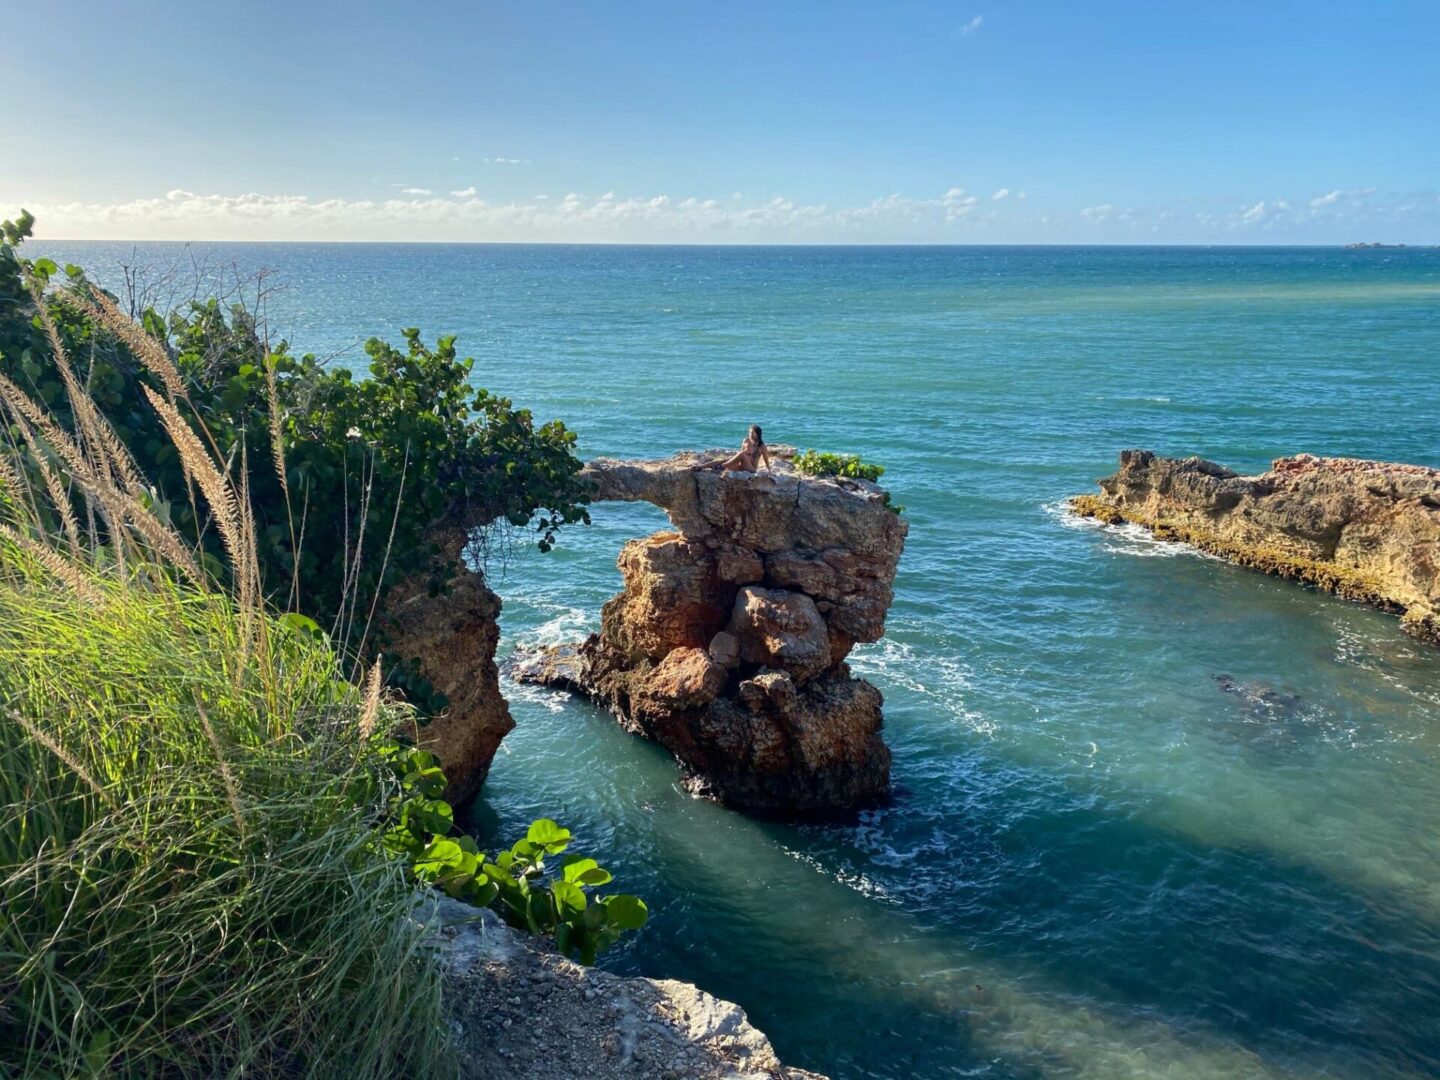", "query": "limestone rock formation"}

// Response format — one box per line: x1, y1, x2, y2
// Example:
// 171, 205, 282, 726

517, 450, 907, 817
382, 539, 515, 809
426, 896, 825, 1079
1072, 450, 1440, 645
